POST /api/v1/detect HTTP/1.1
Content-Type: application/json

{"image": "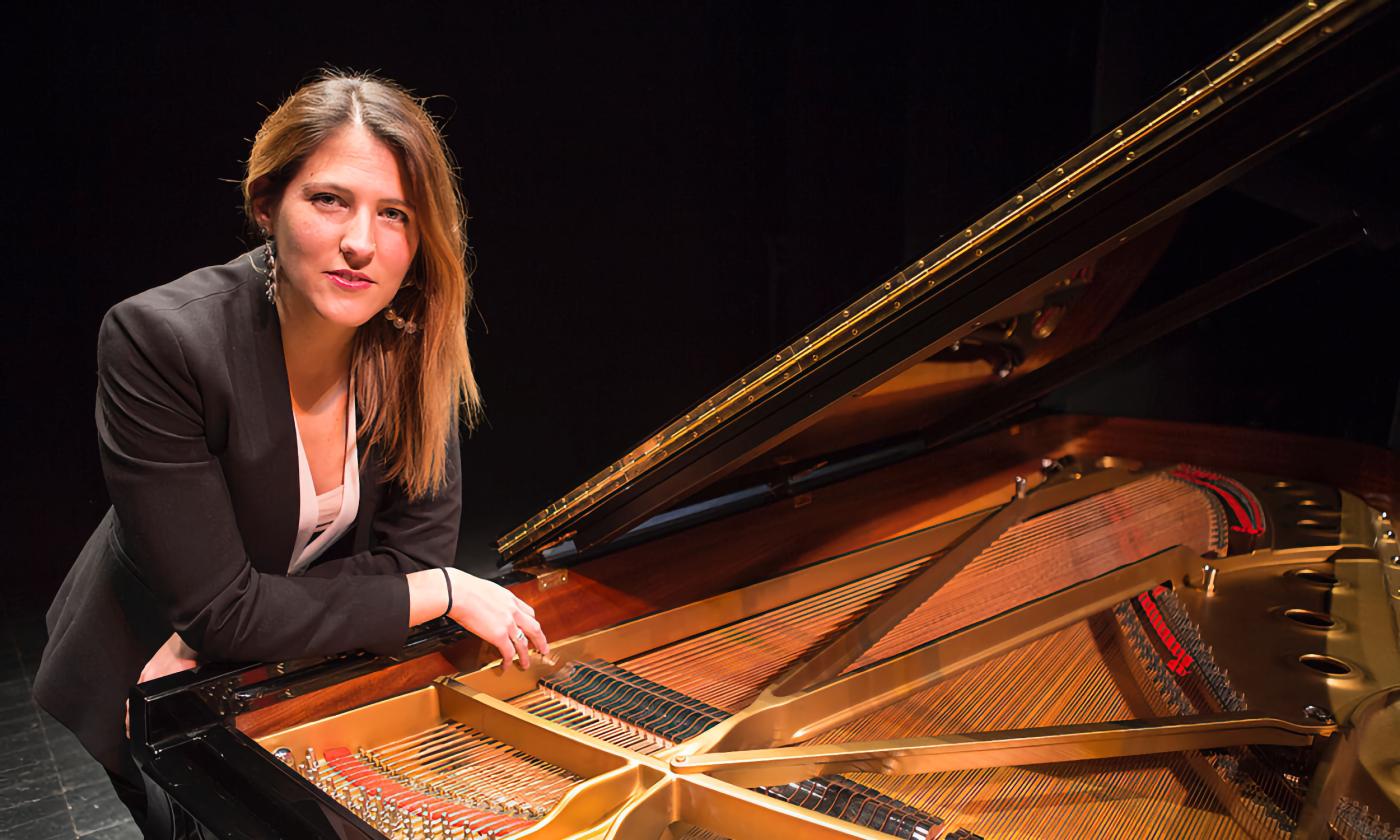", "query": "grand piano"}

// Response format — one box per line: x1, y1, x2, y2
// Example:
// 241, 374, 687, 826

131, 1, 1400, 837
